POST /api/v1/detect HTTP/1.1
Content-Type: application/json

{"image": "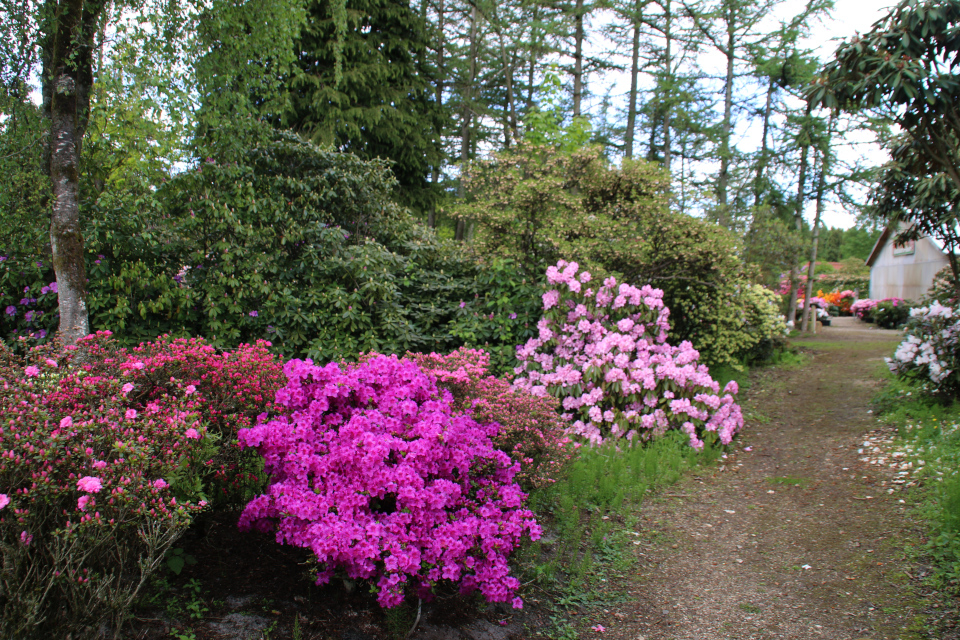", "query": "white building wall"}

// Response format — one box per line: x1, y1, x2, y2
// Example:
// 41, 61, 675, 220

869, 237, 950, 300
